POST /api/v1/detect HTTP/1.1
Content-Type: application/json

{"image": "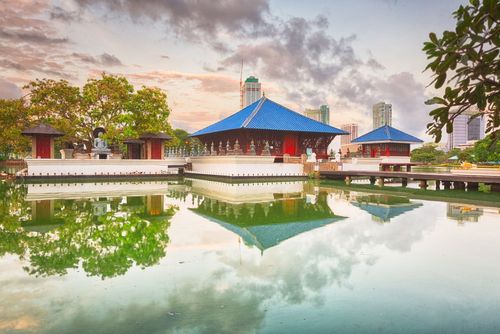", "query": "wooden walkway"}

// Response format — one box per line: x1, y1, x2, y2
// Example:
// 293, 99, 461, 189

320, 170, 500, 191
